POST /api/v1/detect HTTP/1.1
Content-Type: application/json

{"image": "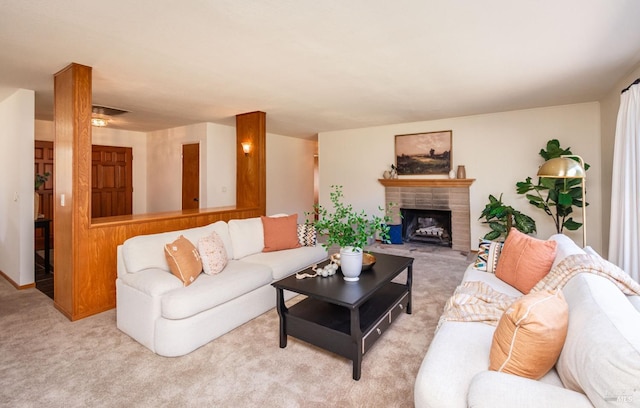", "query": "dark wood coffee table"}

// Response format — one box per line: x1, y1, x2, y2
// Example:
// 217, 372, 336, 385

272, 251, 413, 380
